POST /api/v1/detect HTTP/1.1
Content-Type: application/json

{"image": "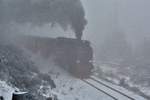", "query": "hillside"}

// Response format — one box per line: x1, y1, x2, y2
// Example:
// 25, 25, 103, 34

0, 43, 56, 100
